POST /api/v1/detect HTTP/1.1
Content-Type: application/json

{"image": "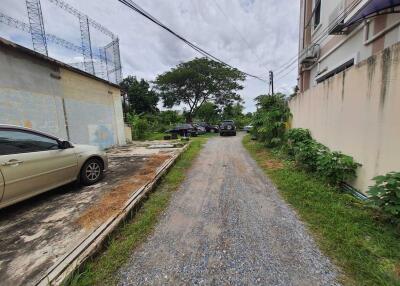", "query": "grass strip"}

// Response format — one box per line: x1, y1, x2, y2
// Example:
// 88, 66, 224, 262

243, 135, 400, 286
65, 135, 209, 286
